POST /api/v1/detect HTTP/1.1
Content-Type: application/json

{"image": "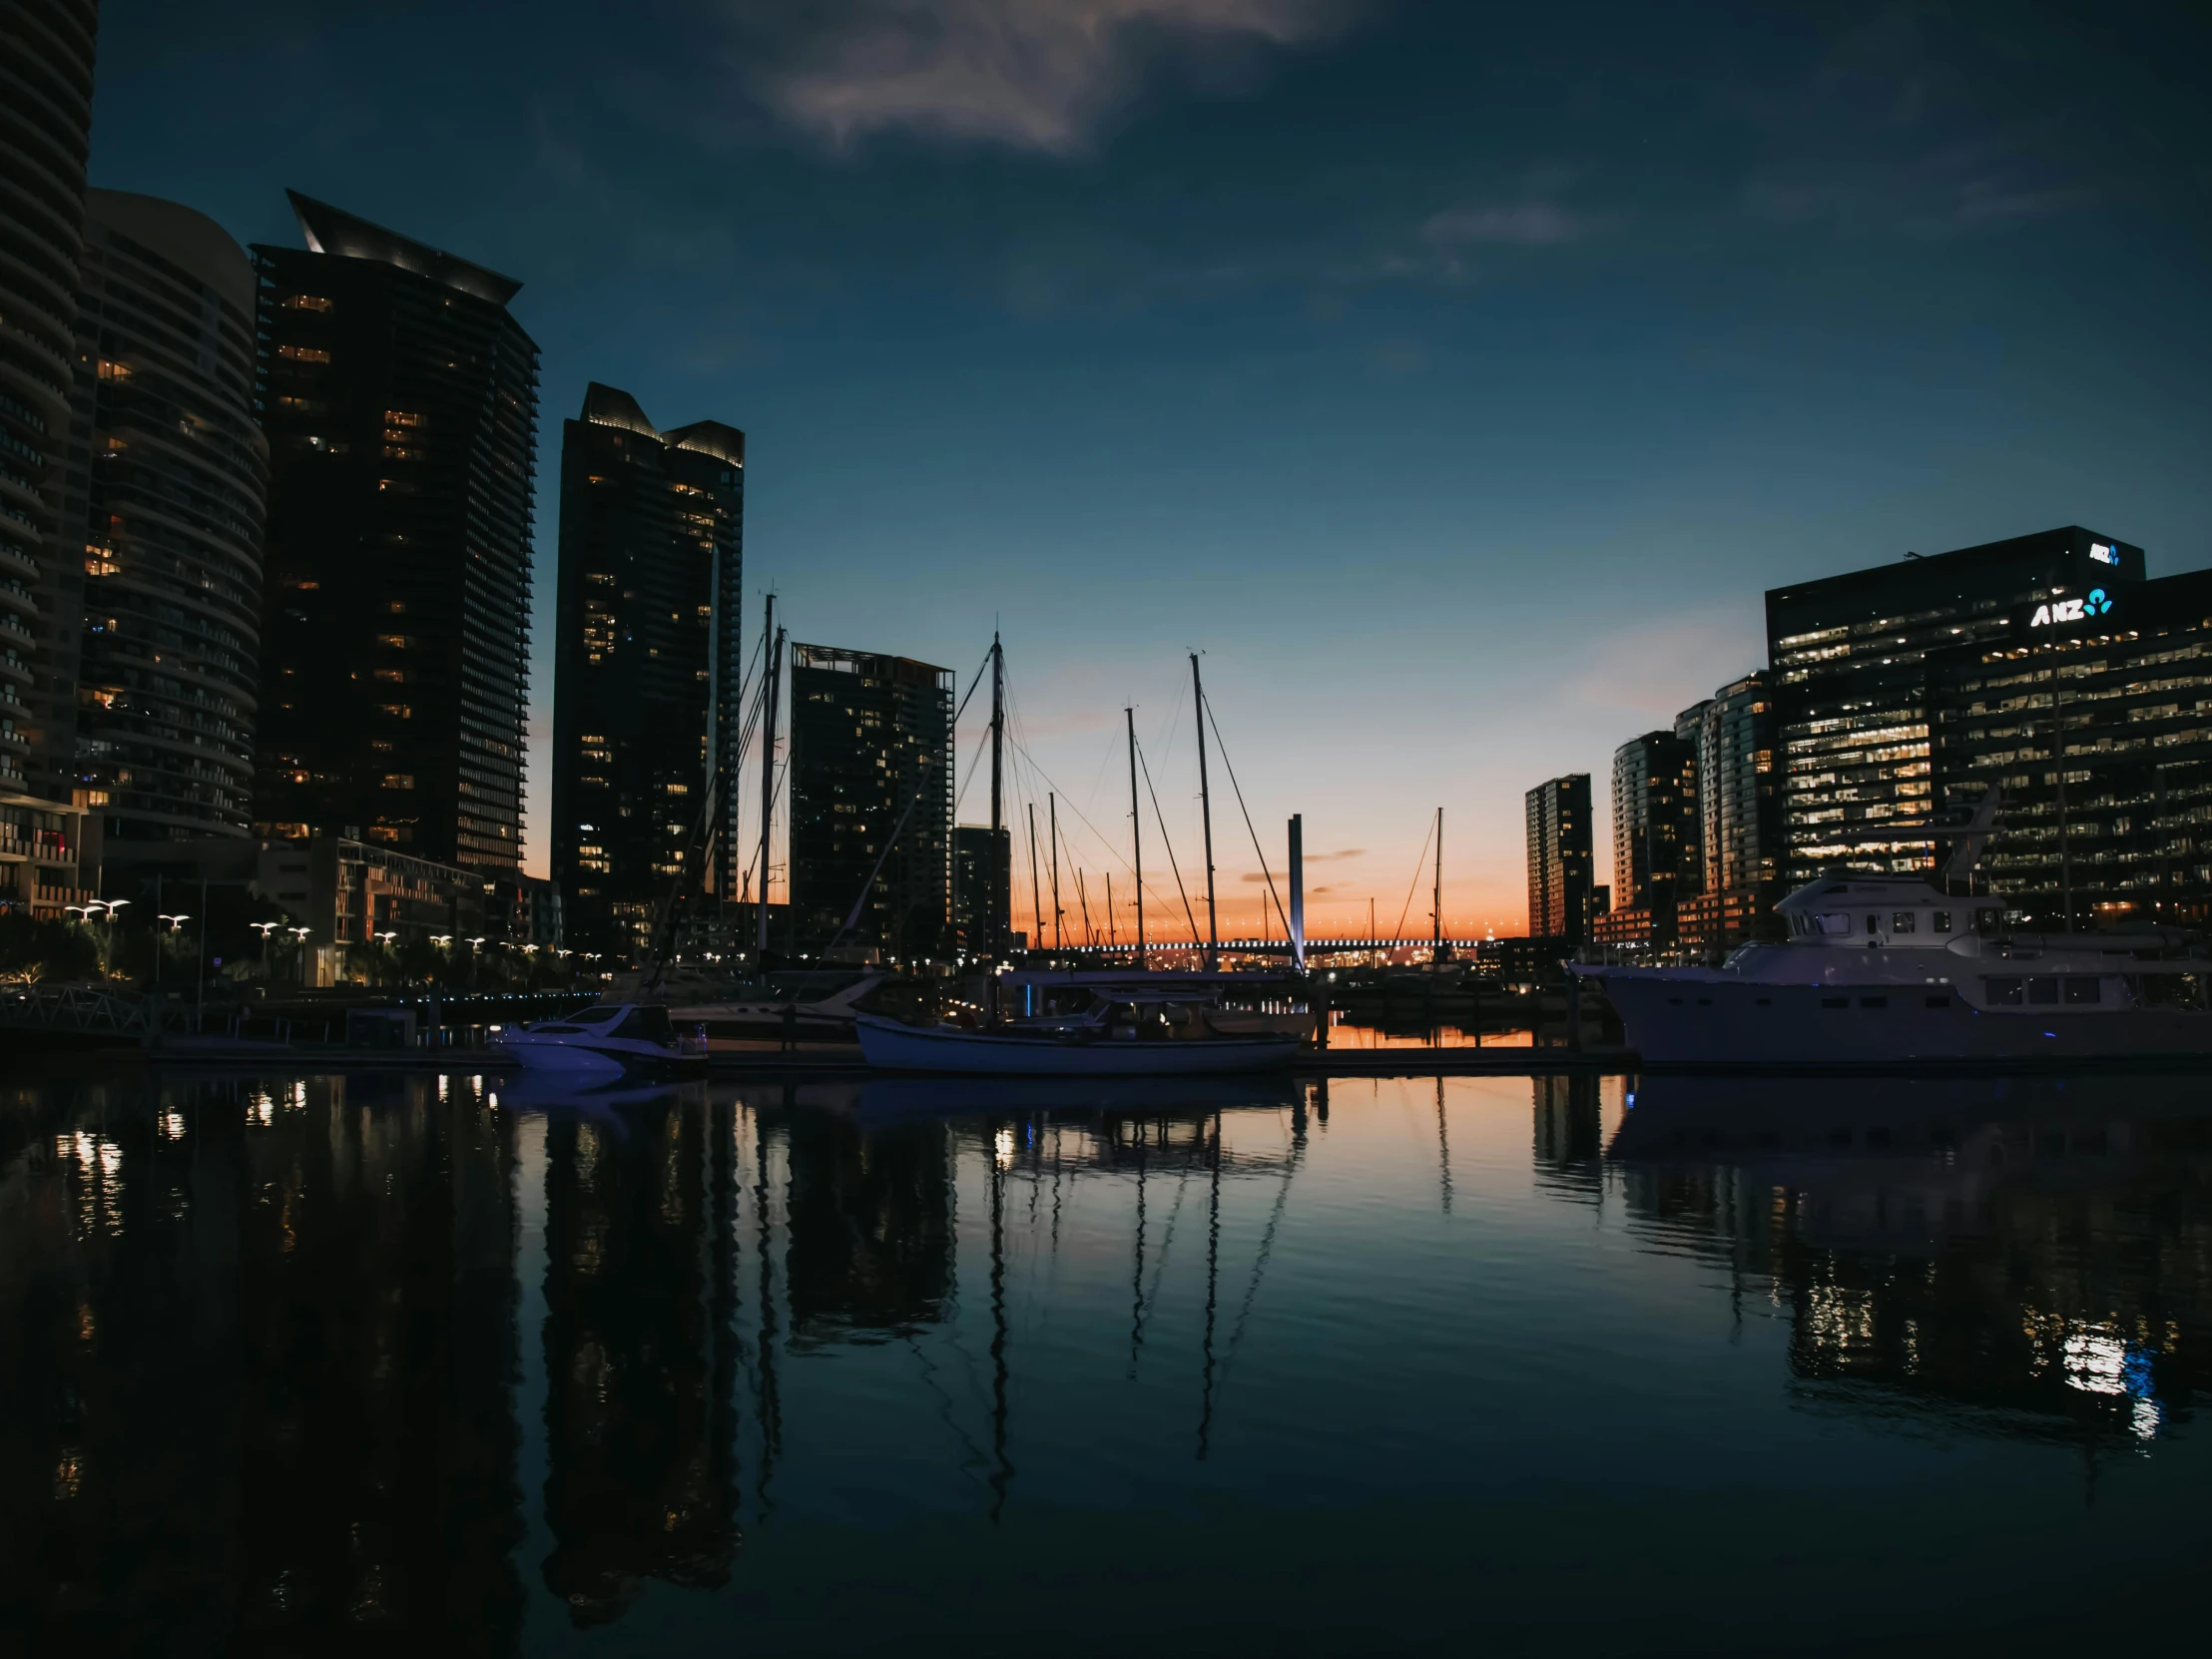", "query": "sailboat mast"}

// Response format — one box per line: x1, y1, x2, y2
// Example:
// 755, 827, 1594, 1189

1126, 706, 1145, 971
1027, 802, 1043, 951
1192, 652, 1219, 971
755, 594, 777, 961
1049, 794, 1062, 951
1433, 806, 1442, 955
989, 633, 1004, 961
